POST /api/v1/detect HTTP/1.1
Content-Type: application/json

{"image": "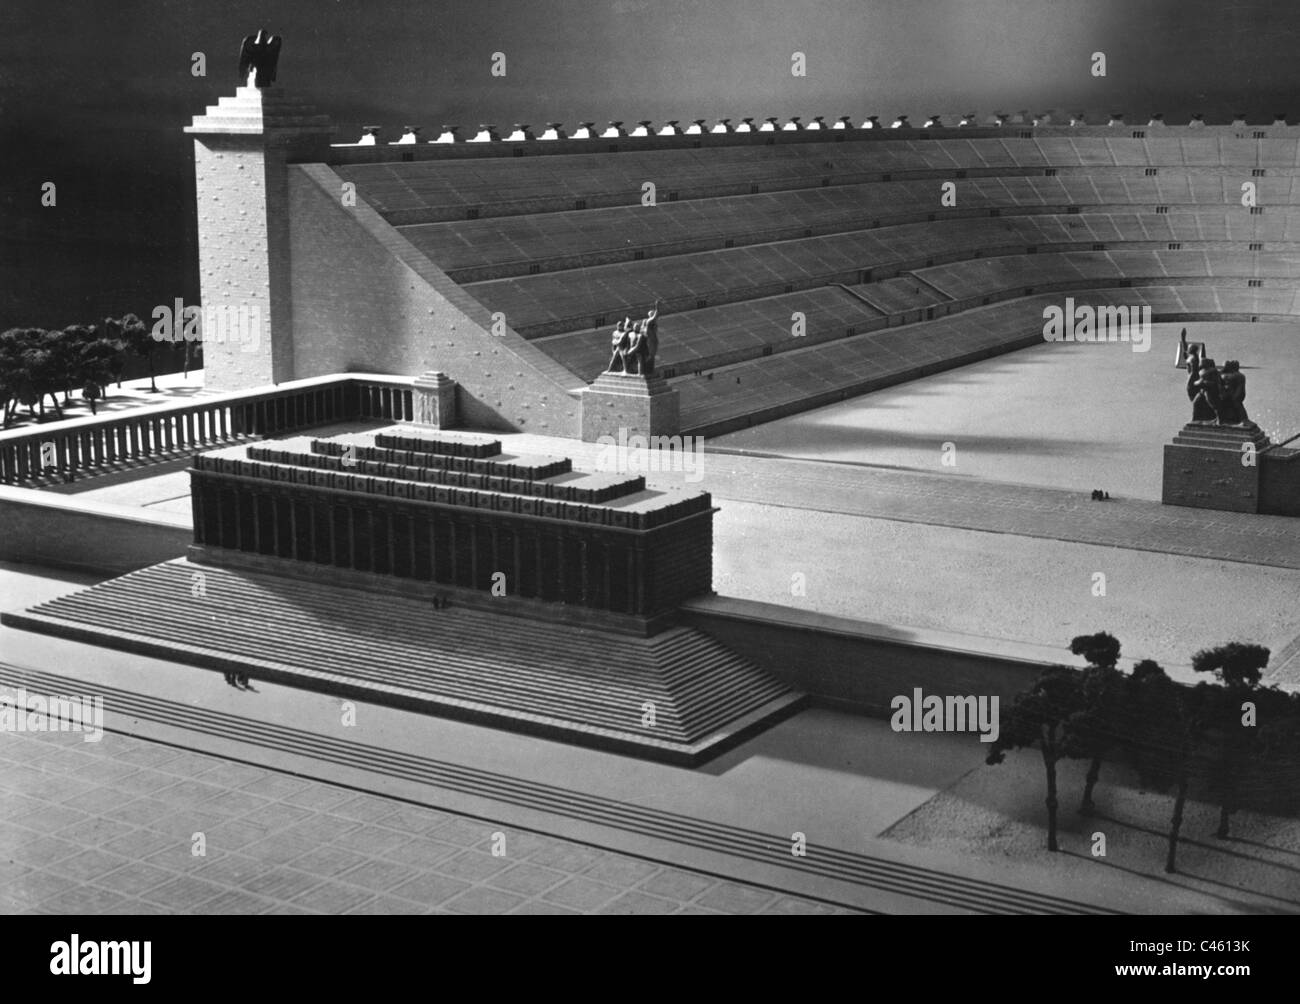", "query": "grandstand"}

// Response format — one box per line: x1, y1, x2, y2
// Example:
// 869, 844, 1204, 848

188, 89, 1300, 439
